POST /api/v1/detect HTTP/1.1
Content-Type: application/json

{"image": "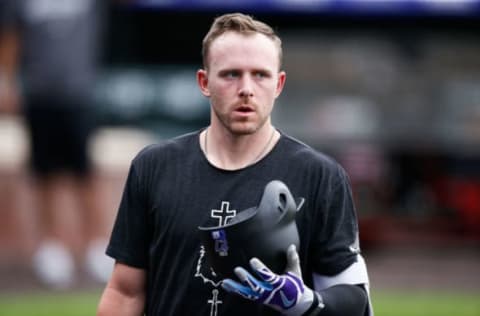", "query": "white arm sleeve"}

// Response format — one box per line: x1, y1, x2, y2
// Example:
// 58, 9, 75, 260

312, 254, 374, 316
